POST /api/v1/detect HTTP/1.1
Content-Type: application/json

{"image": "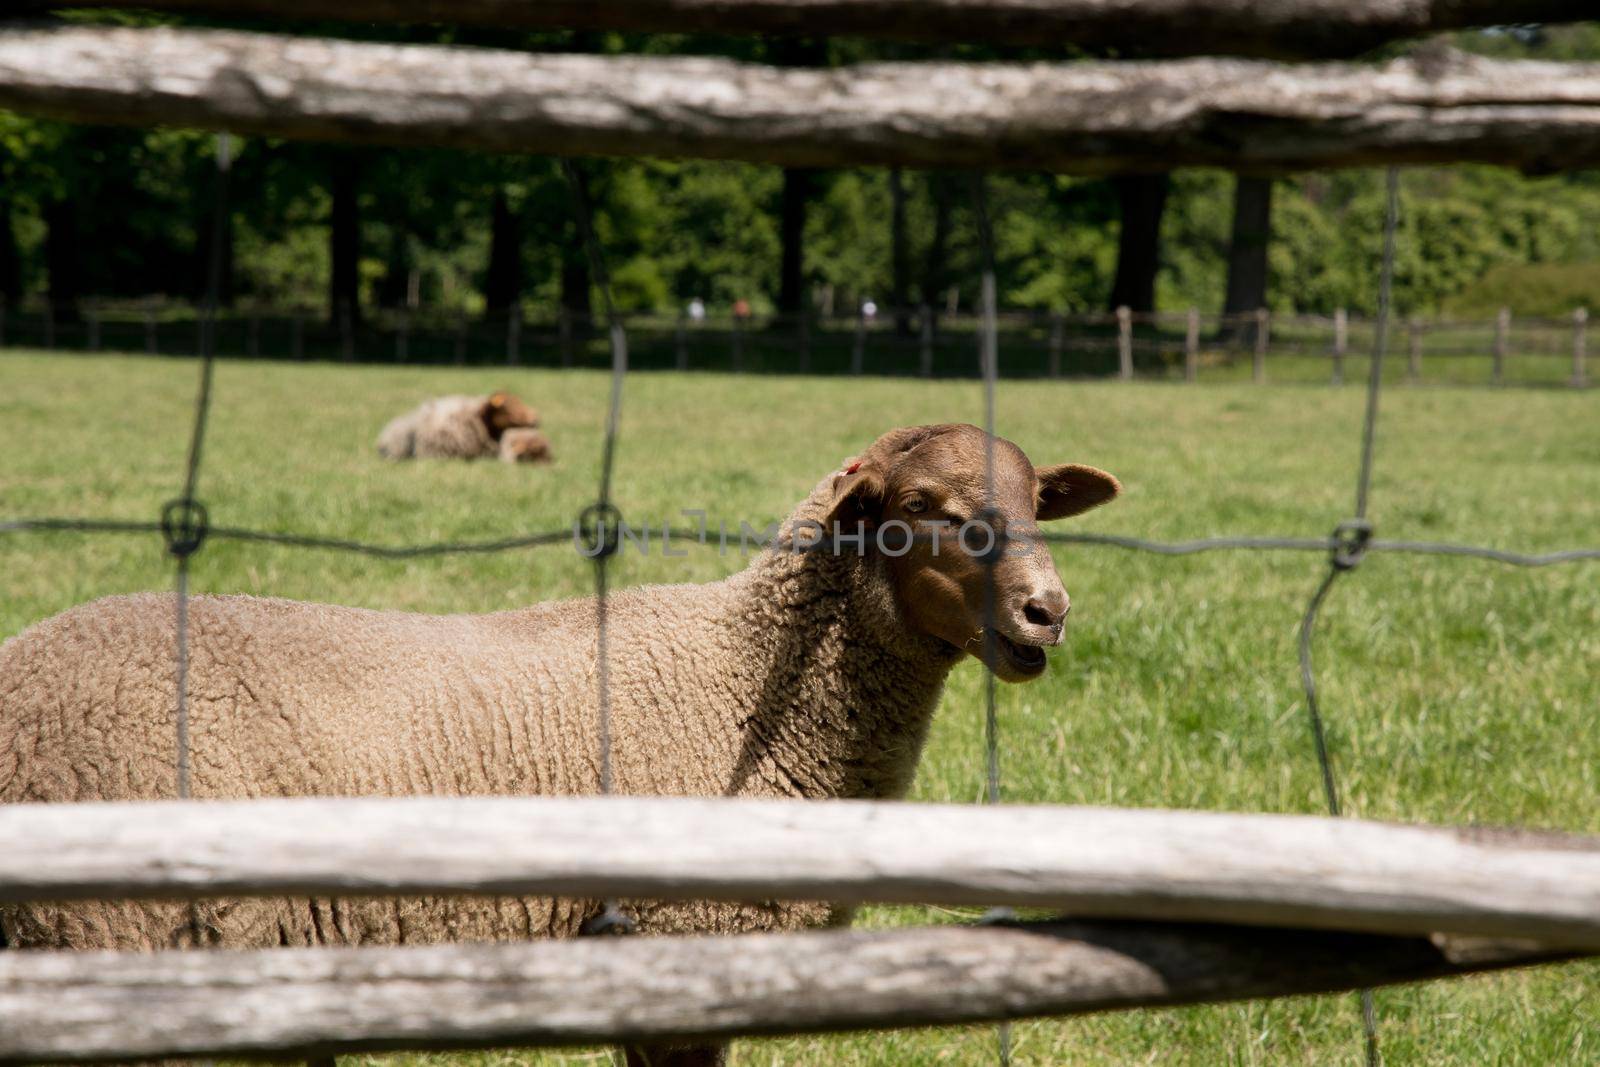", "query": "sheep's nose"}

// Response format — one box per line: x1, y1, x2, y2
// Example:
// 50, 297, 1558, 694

1023, 592, 1069, 630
